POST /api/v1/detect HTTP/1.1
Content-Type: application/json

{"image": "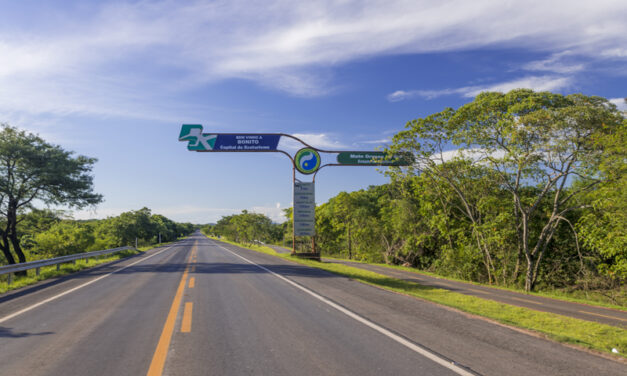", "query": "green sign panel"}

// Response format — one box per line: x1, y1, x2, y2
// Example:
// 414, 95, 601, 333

336, 152, 413, 166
